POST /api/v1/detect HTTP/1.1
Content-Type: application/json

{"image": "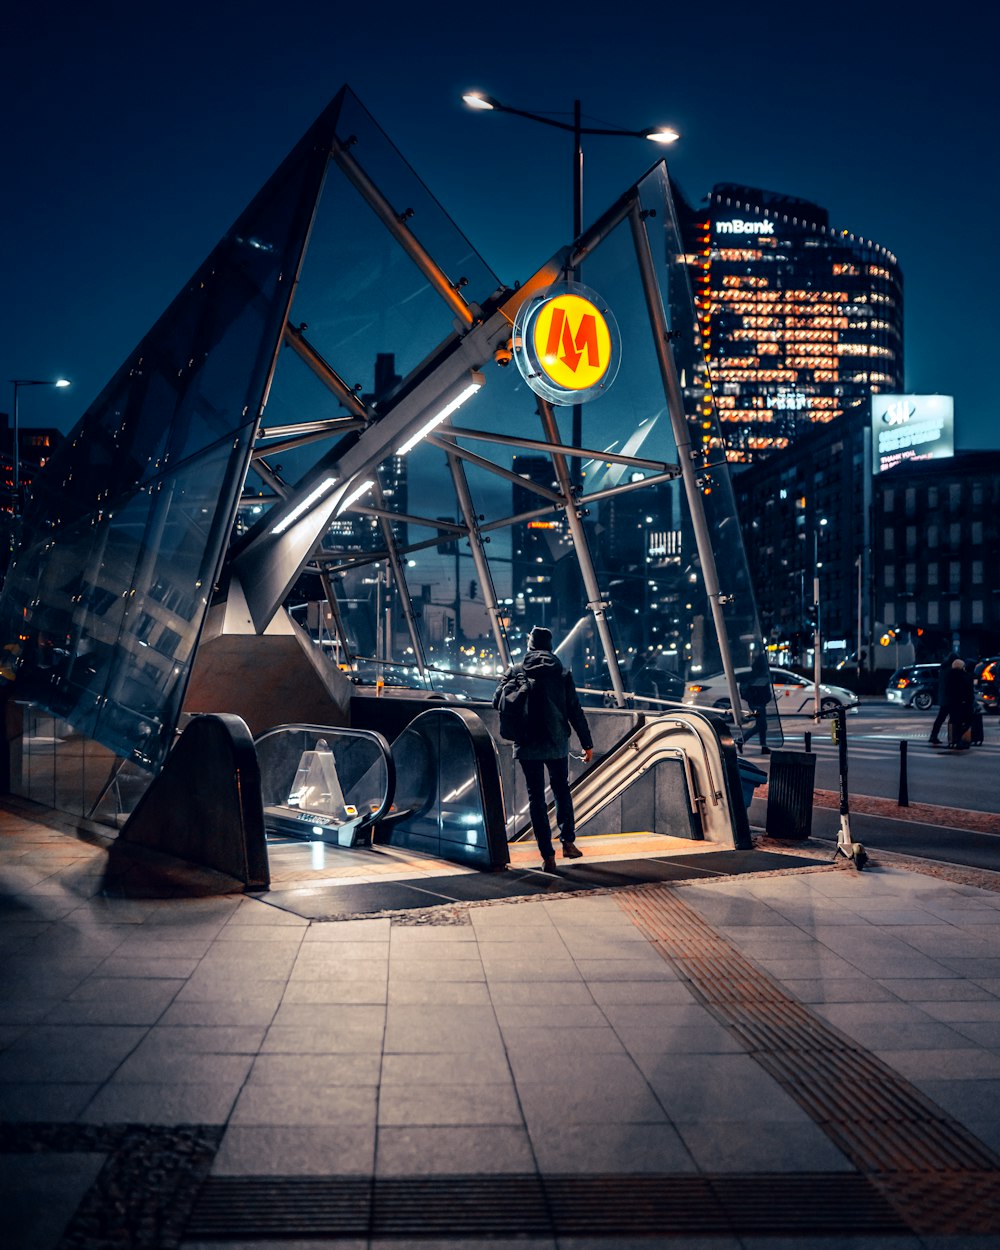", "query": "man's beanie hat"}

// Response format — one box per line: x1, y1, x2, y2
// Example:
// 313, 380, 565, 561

528, 626, 553, 650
